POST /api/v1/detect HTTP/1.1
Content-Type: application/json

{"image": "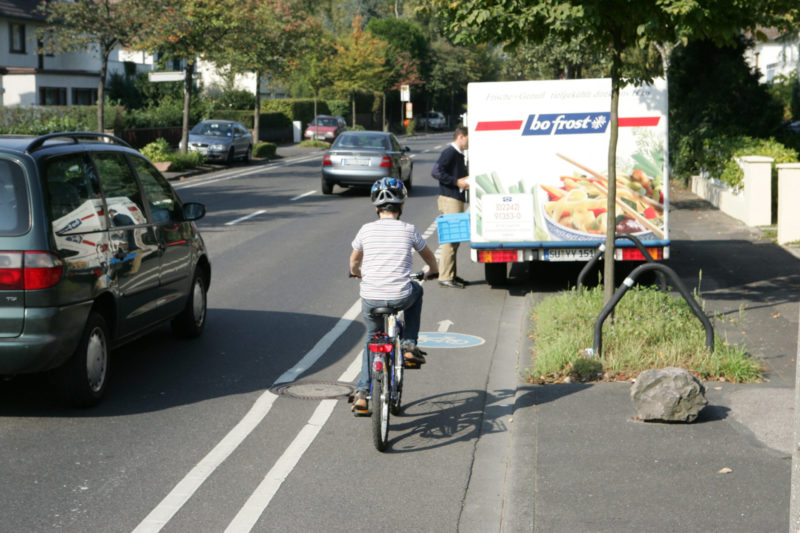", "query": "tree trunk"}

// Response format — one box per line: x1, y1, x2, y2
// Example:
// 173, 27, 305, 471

97, 49, 110, 132
604, 42, 623, 304
253, 70, 261, 142
181, 60, 194, 154
351, 94, 356, 128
